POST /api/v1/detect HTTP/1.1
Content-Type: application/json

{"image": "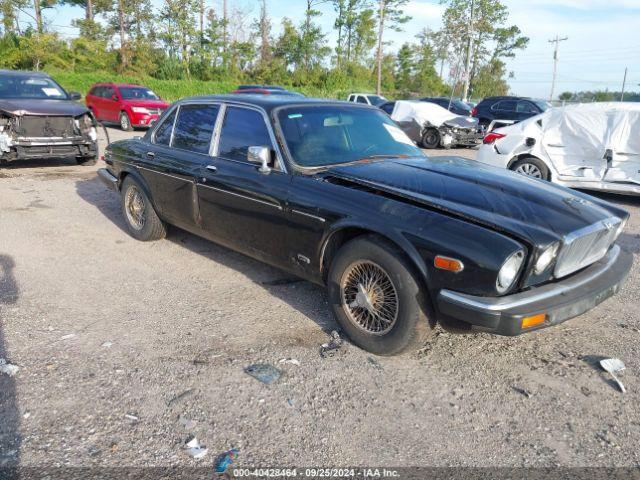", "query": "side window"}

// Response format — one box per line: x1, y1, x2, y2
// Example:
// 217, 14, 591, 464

153, 108, 177, 146
356, 96, 368, 104
172, 104, 219, 154
104, 87, 115, 100
517, 101, 537, 113
493, 100, 516, 112
218, 107, 274, 163
348, 95, 354, 102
